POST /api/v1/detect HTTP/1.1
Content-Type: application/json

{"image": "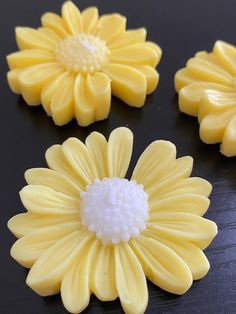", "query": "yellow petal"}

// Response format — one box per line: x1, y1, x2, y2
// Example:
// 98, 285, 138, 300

94, 14, 126, 43
61, 1, 82, 34
108, 28, 147, 50
19, 185, 80, 215
133, 65, 159, 94
148, 212, 218, 249
7, 49, 55, 70
107, 127, 133, 178
45, 144, 85, 188
26, 230, 91, 296
8, 212, 79, 238
174, 68, 202, 92
72, 72, 111, 126
178, 82, 233, 117
81, 7, 98, 33
41, 12, 69, 38
25, 168, 81, 197
18, 63, 63, 105
194, 51, 232, 79
74, 74, 95, 126
38, 27, 62, 42
195, 50, 225, 69
10, 222, 81, 268
115, 243, 148, 314
145, 41, 162, 57
157, 177, 212, 199
102, 63, 147, 107
221, 115, 236, 157
86, 72, 111, 121
85, 132, 108, 179
131, 236, 192, 294
41, 71, 70, 116
200, 106, 236, 144
7, 68, 24, 93
61, 238, 96, 313
50, 72, 75, 126
90, 242, 117, 301
198, 89, 236, 122
143, 229, 210, 280
147, 156, 193, 198
41, 71, 69, 114
132, 140, 176, 189
186, 57, 232, 86
213, 40, 236, 76
110, 43, 160, 67
62, 137, 98, 185
15, 27, 58, 51
149, 194, 210, 216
